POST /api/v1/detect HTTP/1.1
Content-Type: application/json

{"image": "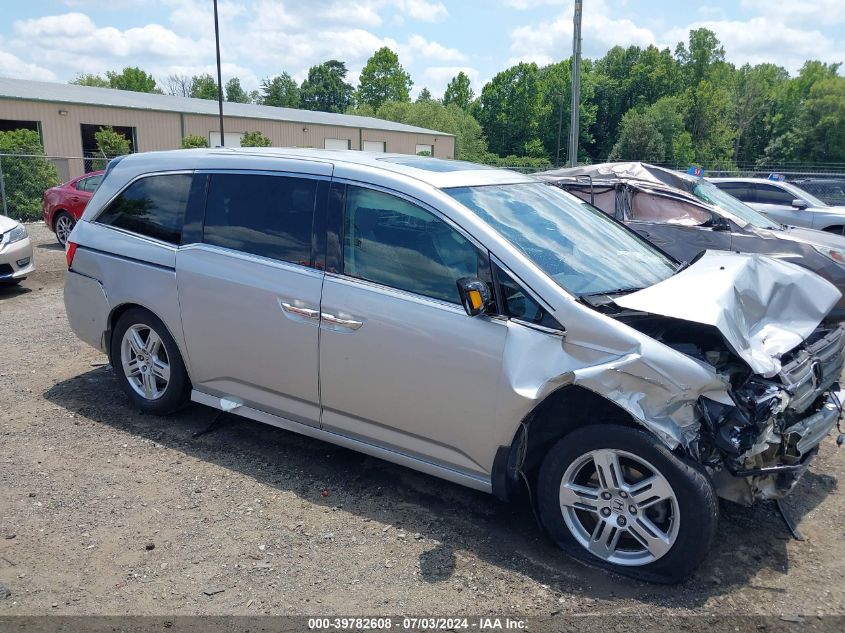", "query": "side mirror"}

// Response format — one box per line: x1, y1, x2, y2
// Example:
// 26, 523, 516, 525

710, 216, 731, 231
457, 277, 493, 317
792, 198, 808, 209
